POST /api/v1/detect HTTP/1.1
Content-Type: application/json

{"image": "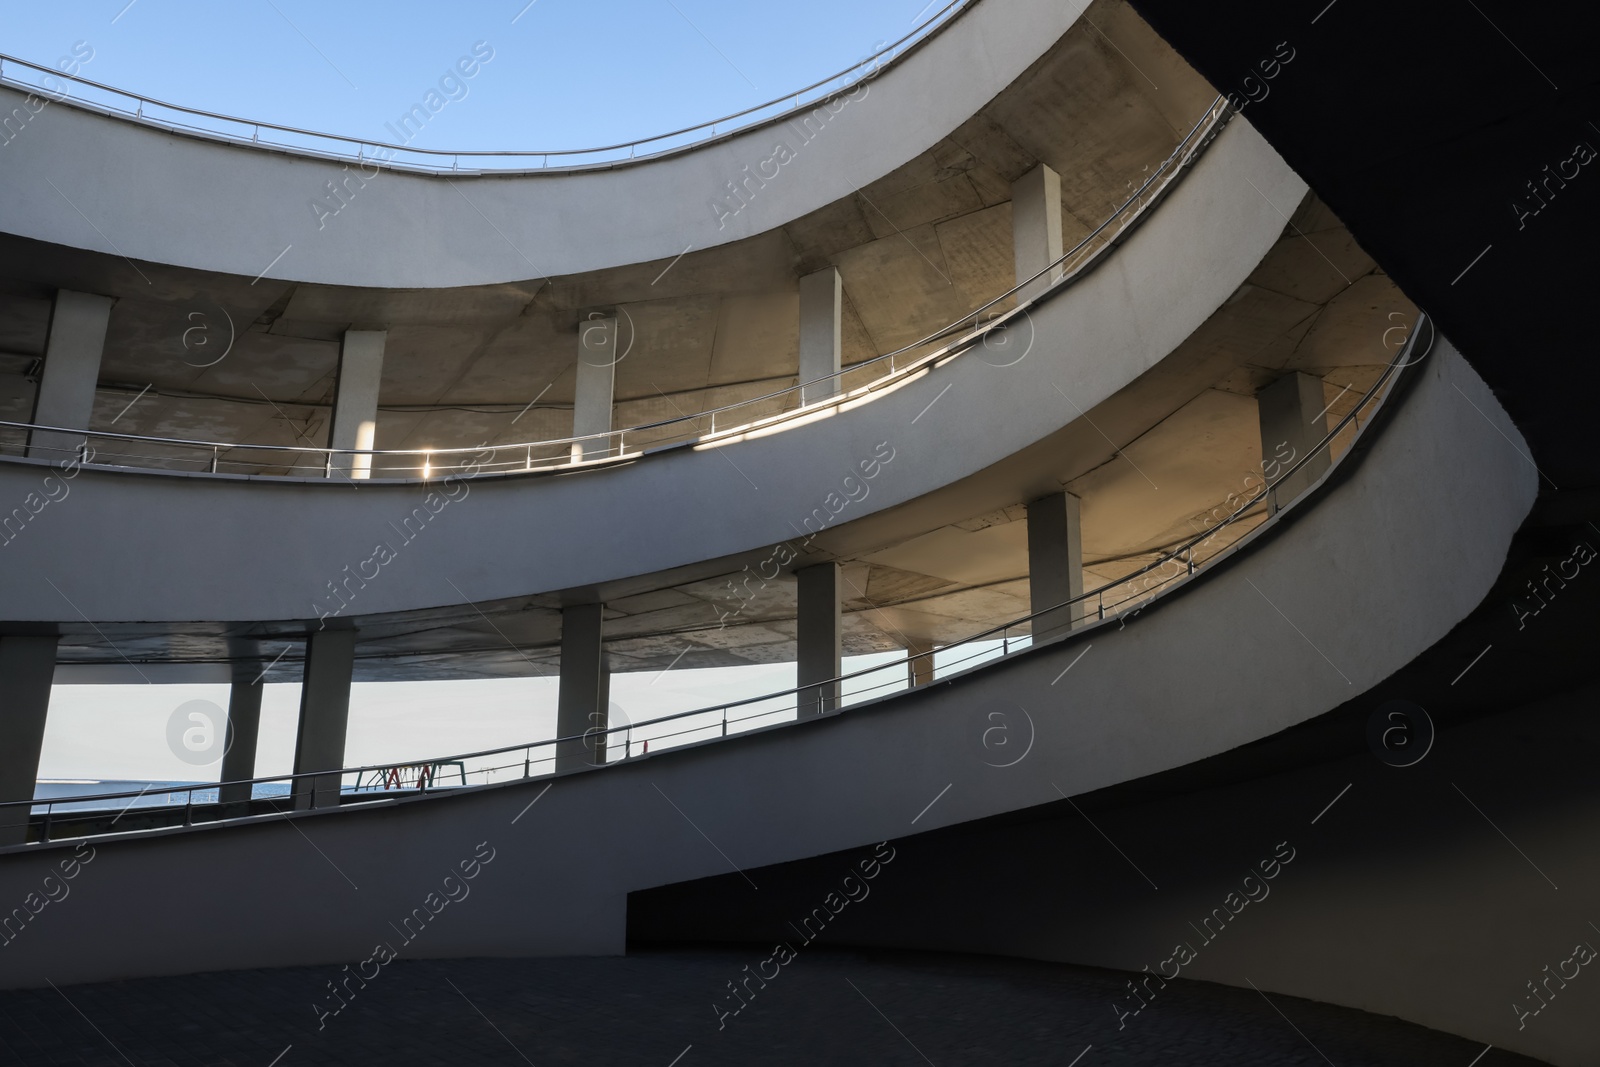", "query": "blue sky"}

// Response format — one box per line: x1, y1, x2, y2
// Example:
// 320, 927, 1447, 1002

3, 0, 940, 152
10, 0, 954, 784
